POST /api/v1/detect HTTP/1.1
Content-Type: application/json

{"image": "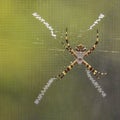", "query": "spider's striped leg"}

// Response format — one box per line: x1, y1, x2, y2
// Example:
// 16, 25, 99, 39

64, 28, 77, 58
82, 60, 107, 79
66, 46, 77, 58
57, 60, 77, 79
85, 29, 99, 57
65, 28, 69, 44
